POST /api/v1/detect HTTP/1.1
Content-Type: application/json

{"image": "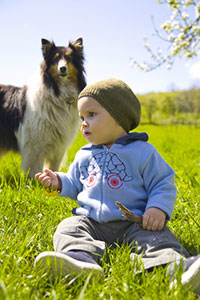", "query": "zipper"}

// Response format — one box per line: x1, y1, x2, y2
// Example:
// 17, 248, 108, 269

98, 147, 109, 221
